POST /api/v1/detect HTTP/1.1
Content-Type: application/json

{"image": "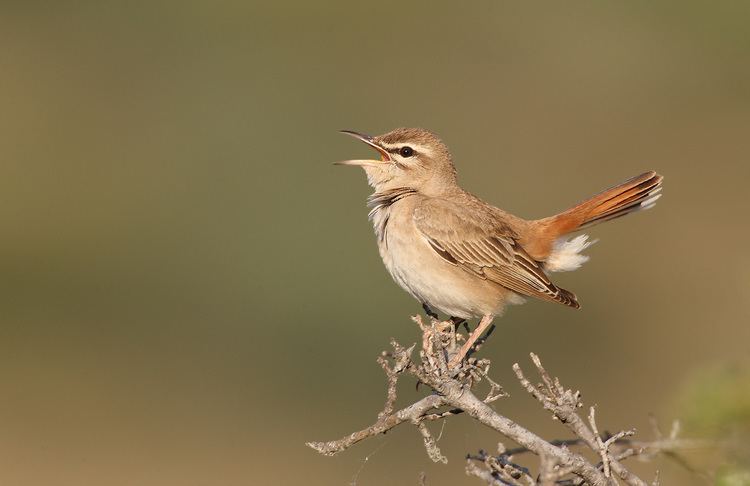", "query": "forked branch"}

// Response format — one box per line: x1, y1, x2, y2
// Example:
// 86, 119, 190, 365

307, 316, 709, 485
